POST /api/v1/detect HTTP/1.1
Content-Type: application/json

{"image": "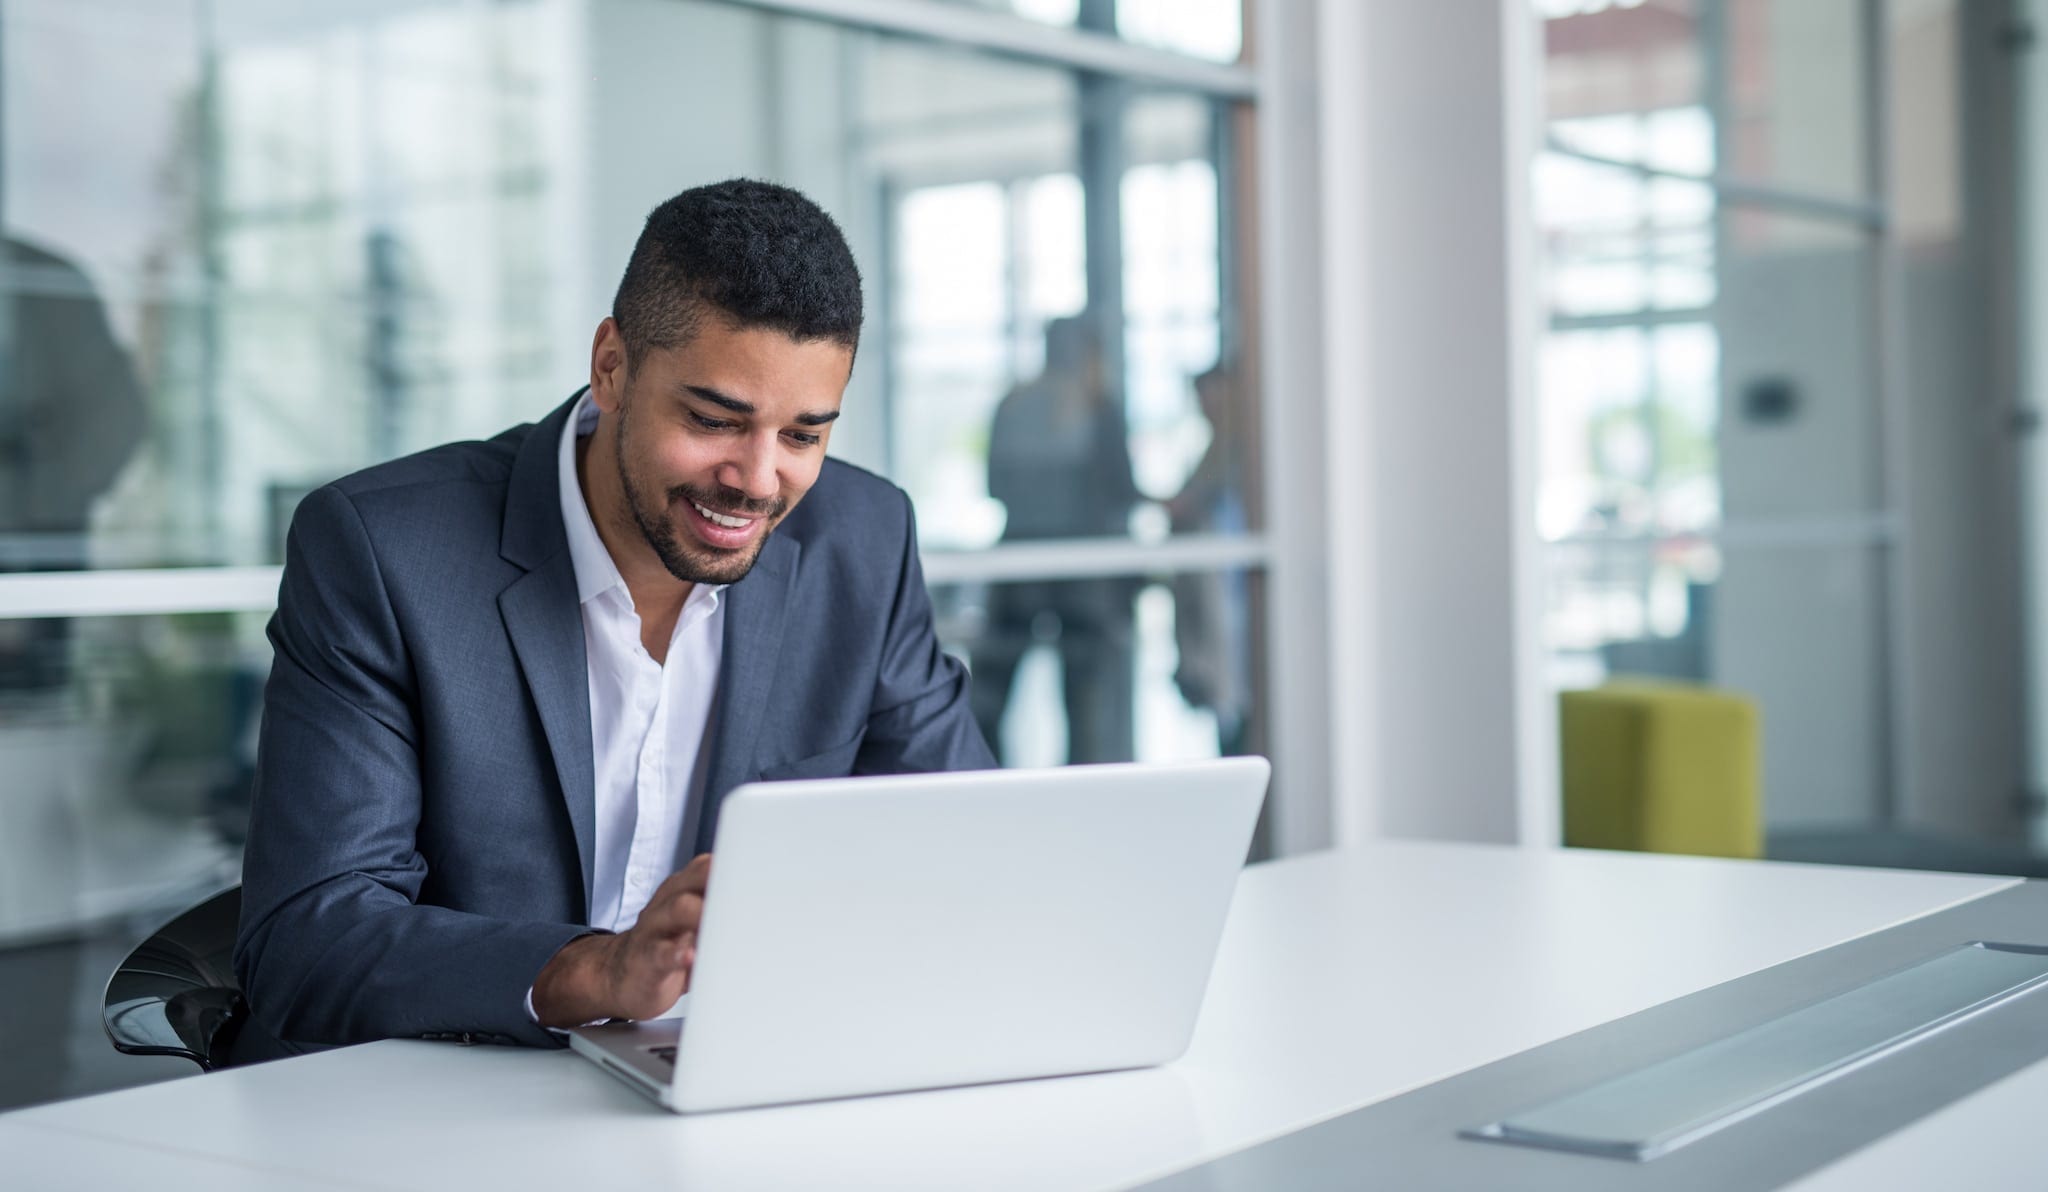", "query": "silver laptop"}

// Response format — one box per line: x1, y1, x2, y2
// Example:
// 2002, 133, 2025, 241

569, 757, 1269, 1113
